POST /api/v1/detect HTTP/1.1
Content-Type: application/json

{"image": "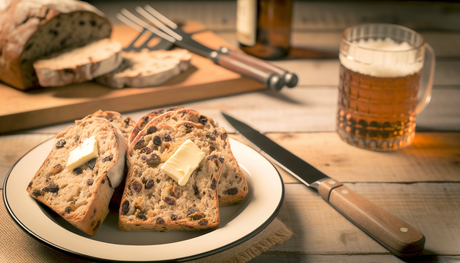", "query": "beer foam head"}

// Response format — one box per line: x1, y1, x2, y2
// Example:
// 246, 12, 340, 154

340, 37, 423, 77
